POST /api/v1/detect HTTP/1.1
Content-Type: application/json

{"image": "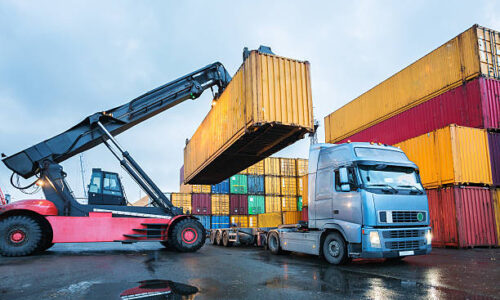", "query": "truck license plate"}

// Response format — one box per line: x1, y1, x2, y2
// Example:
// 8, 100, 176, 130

399, 250, 414, 256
